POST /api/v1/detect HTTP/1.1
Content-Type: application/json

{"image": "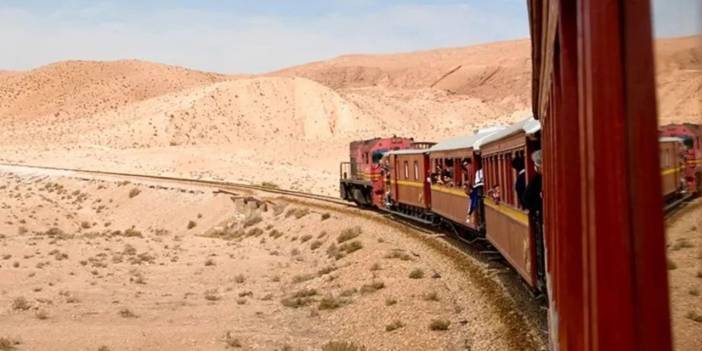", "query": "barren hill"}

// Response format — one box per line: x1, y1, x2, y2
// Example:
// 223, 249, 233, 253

273, 39, 532, 113
0, 60, 229, 122
0, 37, 699, 195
